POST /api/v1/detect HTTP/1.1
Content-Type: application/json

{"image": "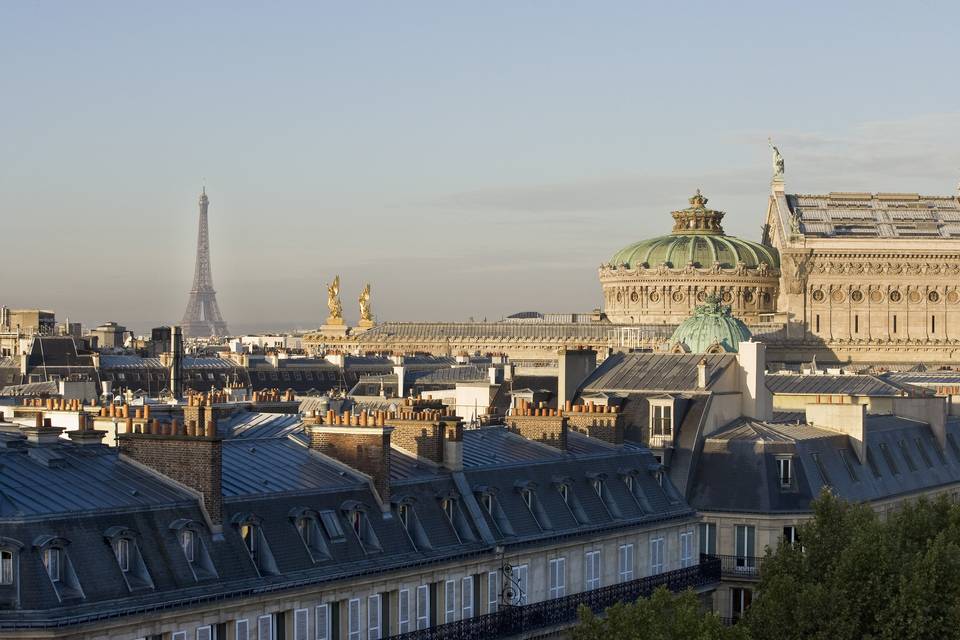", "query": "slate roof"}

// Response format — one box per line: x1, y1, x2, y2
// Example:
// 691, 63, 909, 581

582, 352, 734, 393
786, 193, 960, 239
766, 374, 929, 397
0, 440, 194, 517
690, 415, 960, 513
0, 381, 59, 397
0, 409, 697, 629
